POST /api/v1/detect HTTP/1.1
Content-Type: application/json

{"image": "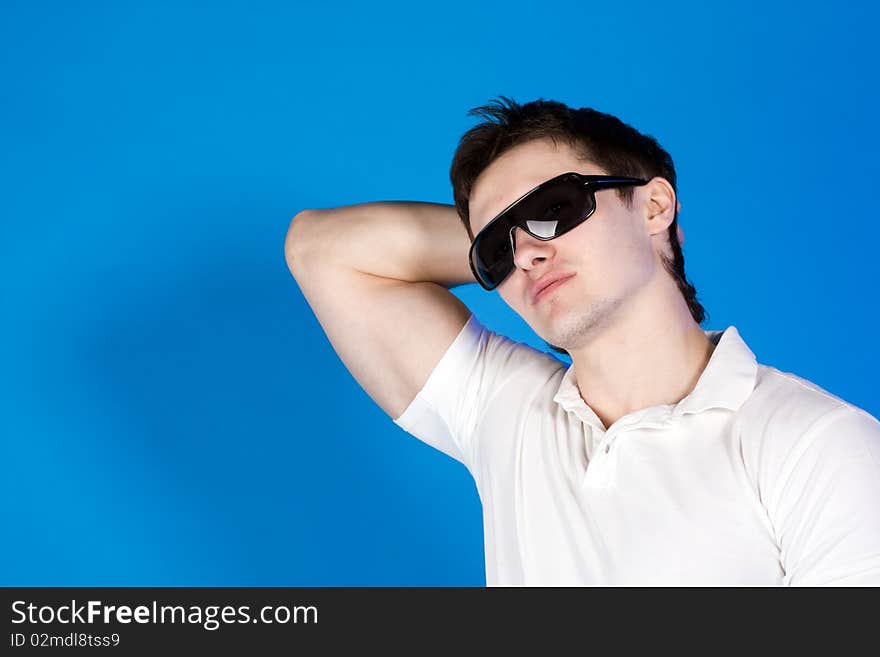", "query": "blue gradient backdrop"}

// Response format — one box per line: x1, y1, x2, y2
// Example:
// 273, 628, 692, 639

2, 0, 878, 585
